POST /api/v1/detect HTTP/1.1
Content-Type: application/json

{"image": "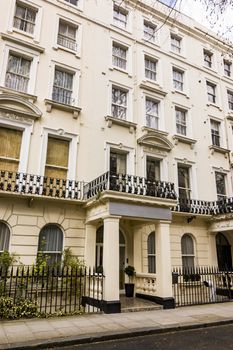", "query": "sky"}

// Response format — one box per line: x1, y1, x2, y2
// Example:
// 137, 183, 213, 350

160, 0, 233, 42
